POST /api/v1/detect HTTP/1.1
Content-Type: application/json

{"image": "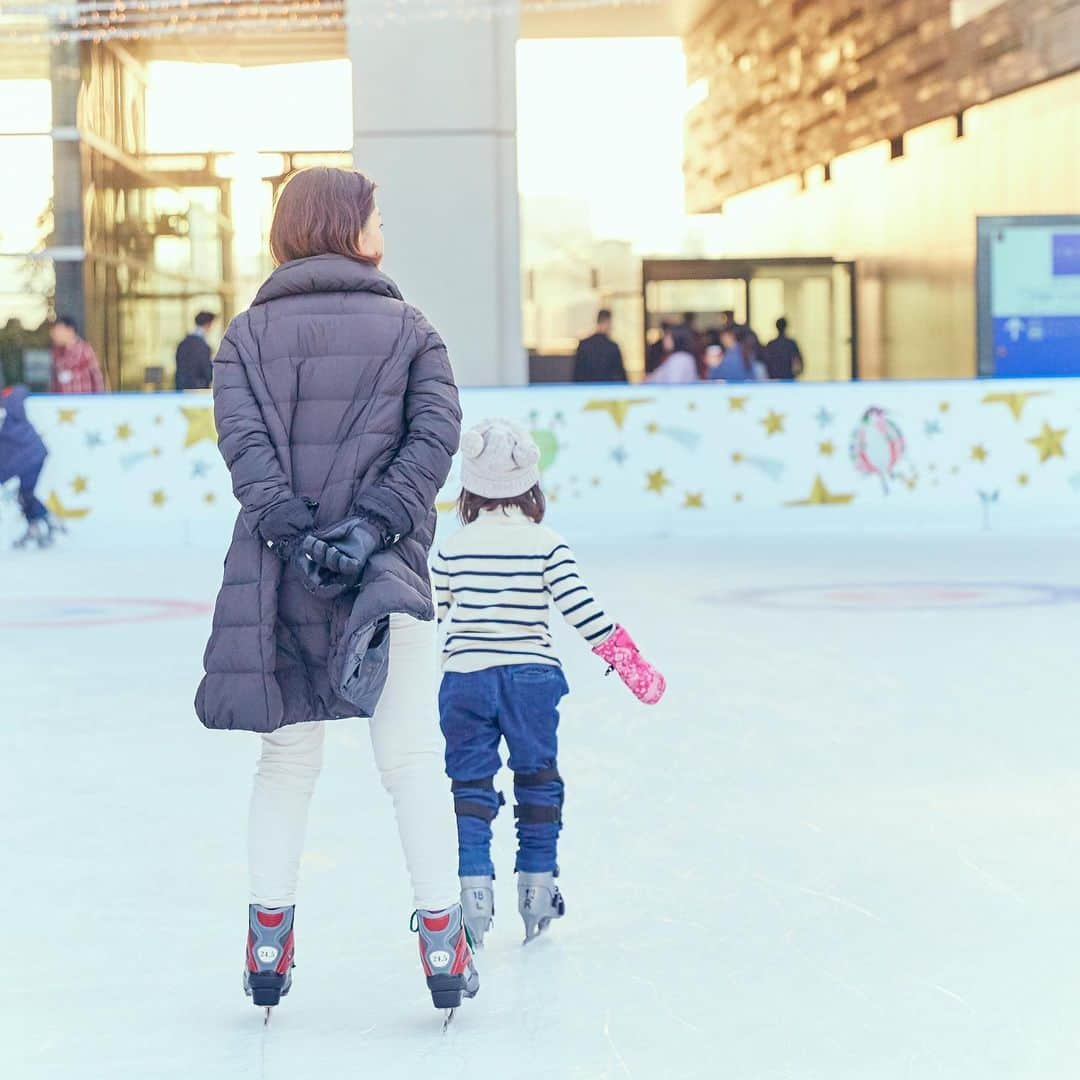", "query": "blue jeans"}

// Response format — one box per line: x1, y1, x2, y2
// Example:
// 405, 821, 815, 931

17, 459, 47, 522
439, 664, 569, 877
